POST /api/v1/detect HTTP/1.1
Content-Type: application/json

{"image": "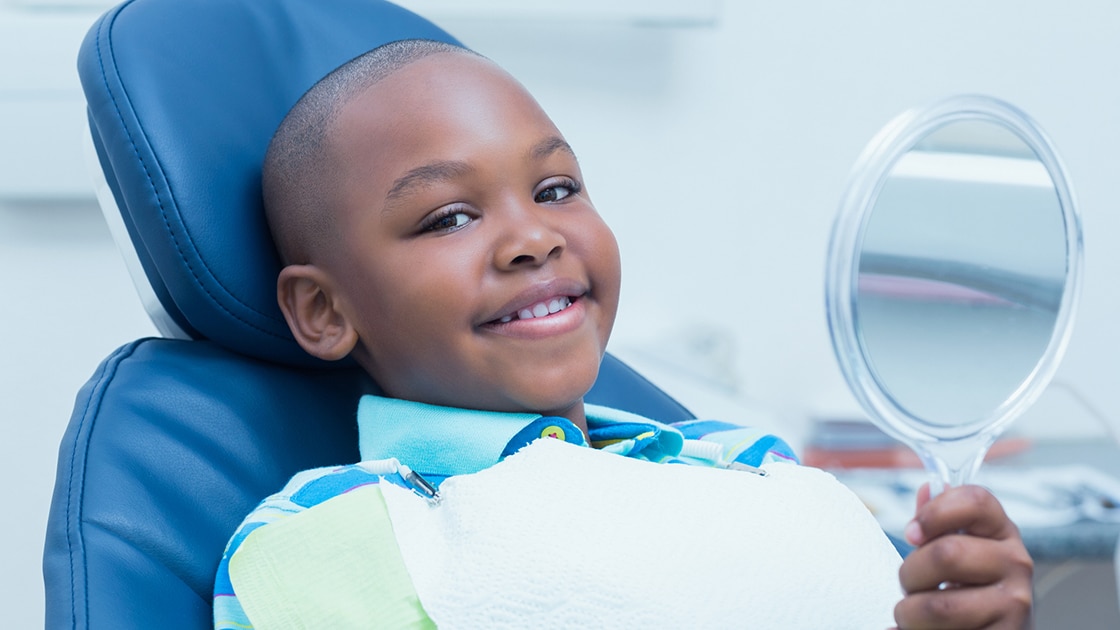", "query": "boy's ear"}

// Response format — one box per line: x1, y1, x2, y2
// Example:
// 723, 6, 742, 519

276, 265, 359, 361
